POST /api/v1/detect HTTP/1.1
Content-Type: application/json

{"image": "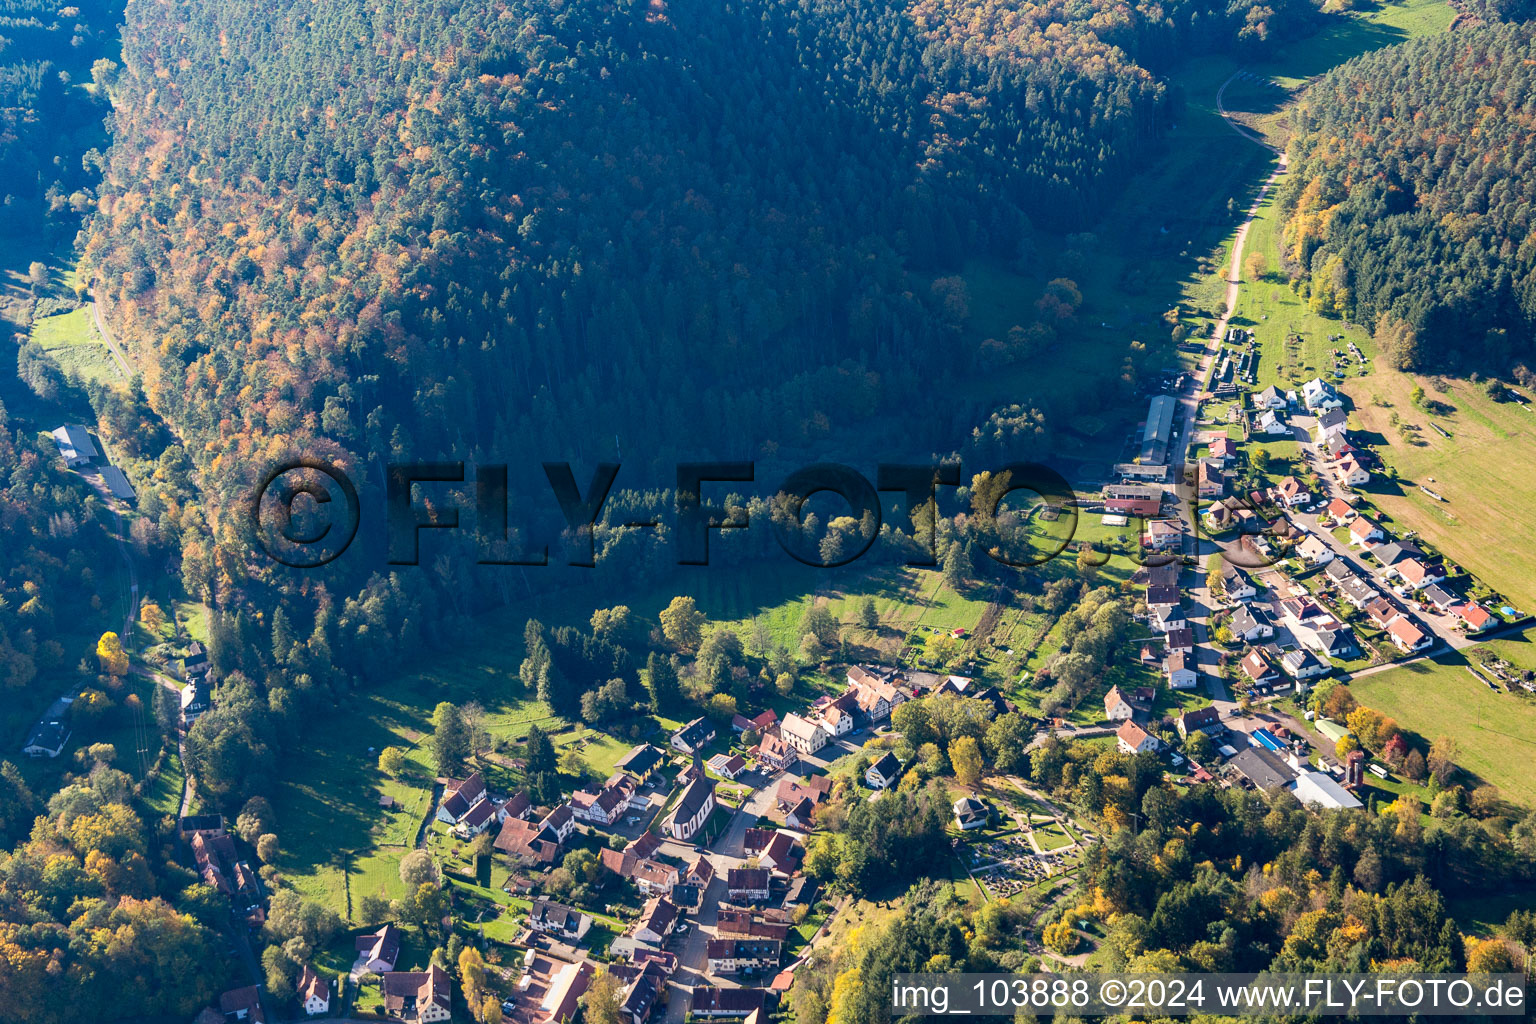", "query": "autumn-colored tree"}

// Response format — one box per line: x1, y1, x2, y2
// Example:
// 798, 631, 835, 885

378, 746, 406, 777
139, 601, 167, 635
949, 736, 984, 787
97, 632, 129, 676
660, 596, 705, 651
582, 969, 624, 1024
